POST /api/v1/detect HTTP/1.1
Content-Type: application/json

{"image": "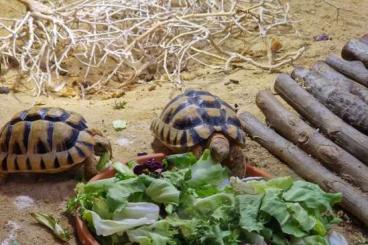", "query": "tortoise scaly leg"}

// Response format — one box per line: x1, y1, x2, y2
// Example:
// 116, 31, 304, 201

83, 157, 98, 180
224, 145, 247, 178
191, 145, 203, 159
